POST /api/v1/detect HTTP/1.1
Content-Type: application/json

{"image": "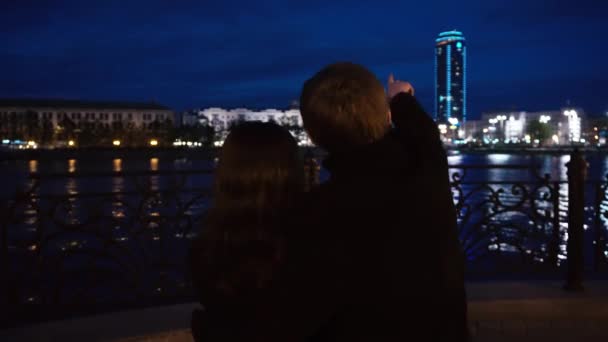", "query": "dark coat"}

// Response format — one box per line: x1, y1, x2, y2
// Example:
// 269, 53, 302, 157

191, 93, 468, 341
